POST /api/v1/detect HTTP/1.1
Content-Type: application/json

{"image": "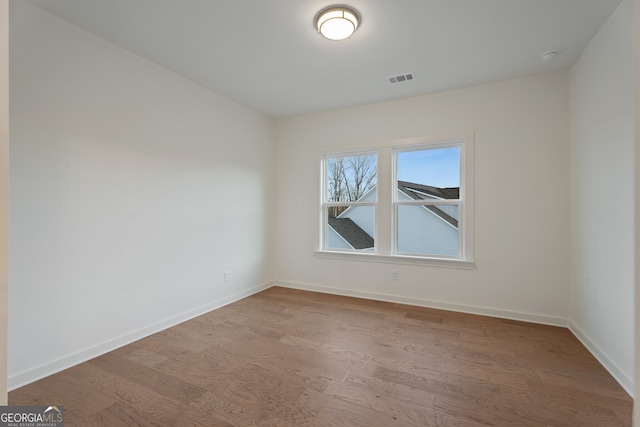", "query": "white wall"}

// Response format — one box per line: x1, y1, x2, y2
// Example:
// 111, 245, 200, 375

275, 71, 570, 325
8, 2, 275, 389
0, 0, 9, 405
569, 0, 635, 396
634, 0, 640, 420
